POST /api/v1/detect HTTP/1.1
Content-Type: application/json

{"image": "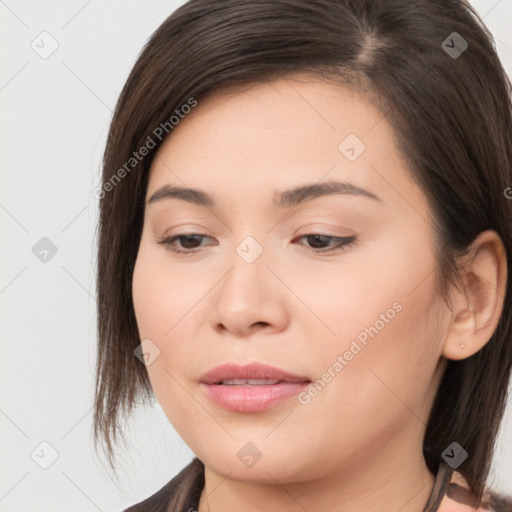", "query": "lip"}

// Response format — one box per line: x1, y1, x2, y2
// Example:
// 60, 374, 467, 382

199, 362, 311, 413
200, 362, 310, 385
